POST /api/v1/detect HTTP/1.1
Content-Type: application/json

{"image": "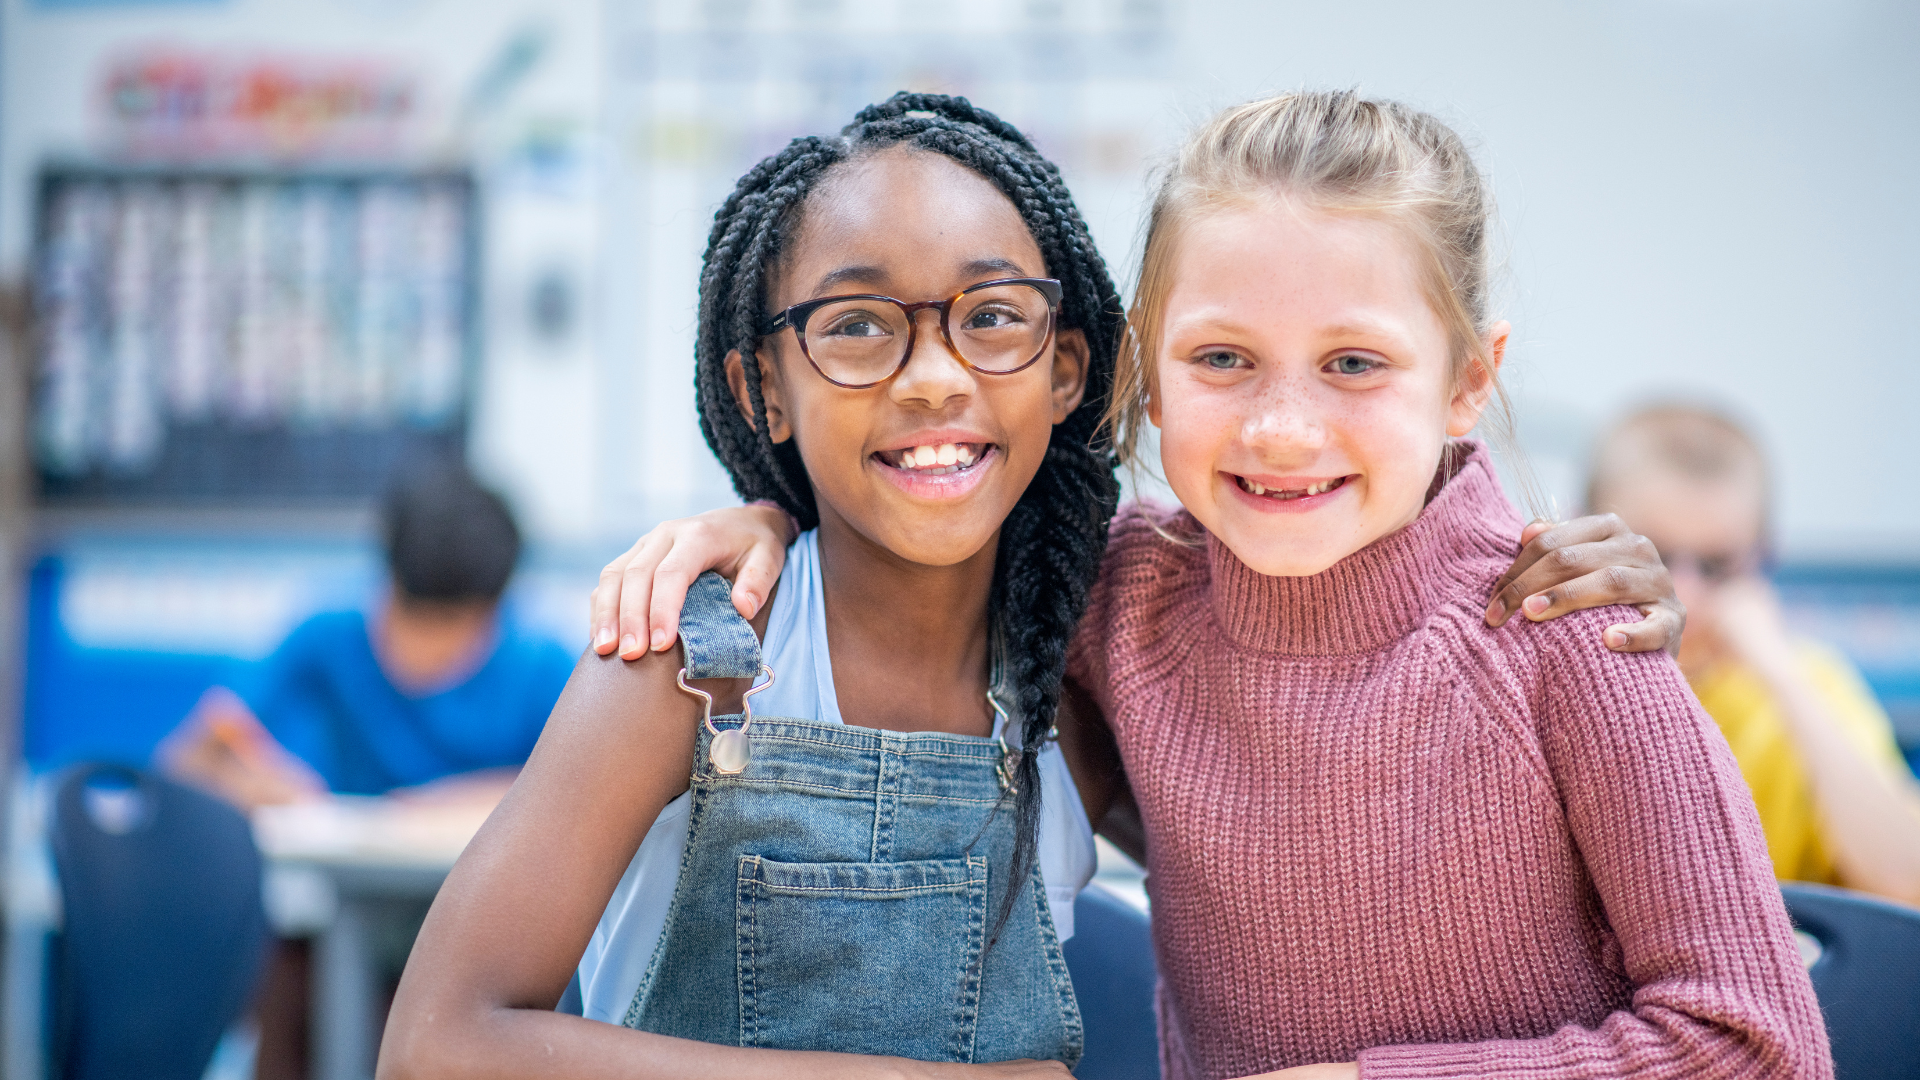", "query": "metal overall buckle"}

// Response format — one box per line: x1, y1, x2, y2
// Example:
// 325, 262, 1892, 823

989, 689, 1020, 793
677, 664, 775, 776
